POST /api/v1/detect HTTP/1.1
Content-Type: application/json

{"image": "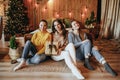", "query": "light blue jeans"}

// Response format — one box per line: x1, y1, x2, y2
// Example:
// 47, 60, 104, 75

21, 40, 47, 65
76, 40, 105, 63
